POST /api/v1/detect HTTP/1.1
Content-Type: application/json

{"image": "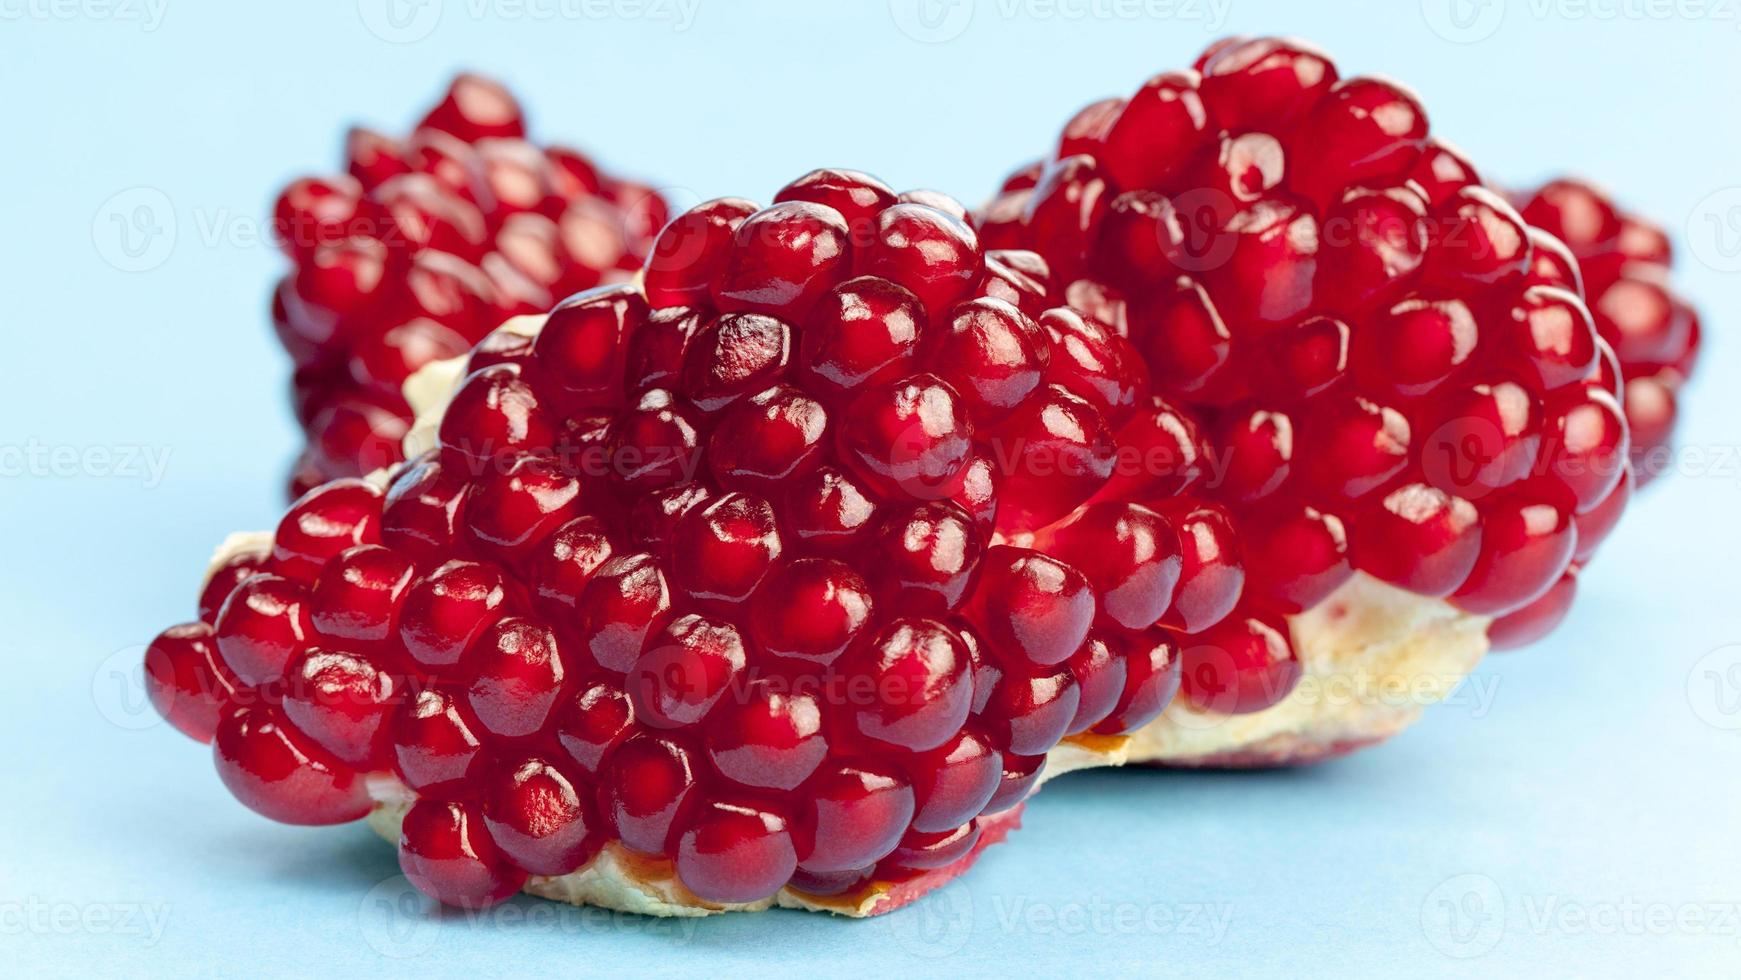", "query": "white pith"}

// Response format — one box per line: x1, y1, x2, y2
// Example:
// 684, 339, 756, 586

208, 313, 1491, 918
